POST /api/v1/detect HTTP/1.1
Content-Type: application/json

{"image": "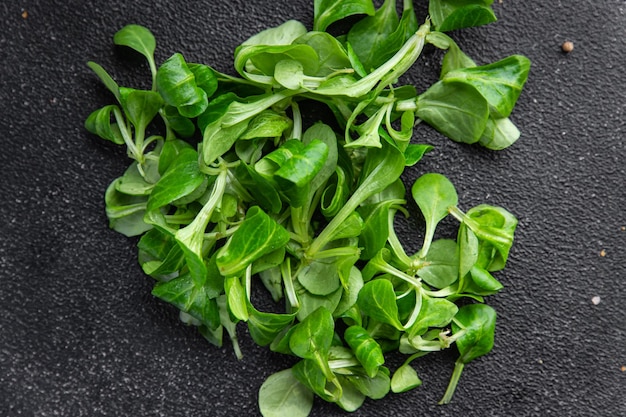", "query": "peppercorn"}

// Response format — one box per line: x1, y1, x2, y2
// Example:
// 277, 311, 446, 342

562, 41, 574, 53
